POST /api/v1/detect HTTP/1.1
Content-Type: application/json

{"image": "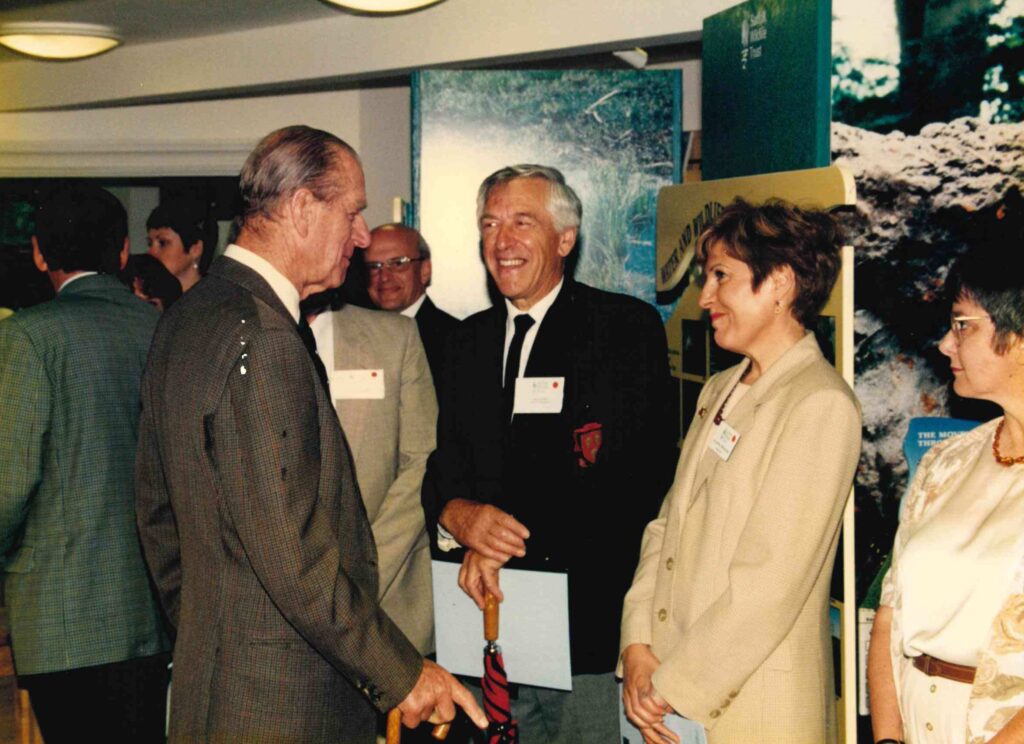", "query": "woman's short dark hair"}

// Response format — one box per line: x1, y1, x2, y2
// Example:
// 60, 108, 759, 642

695, 197, 844, 328
946, 237, 1024, 354
121, 254, 183, 310
146, 200, 217, 274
